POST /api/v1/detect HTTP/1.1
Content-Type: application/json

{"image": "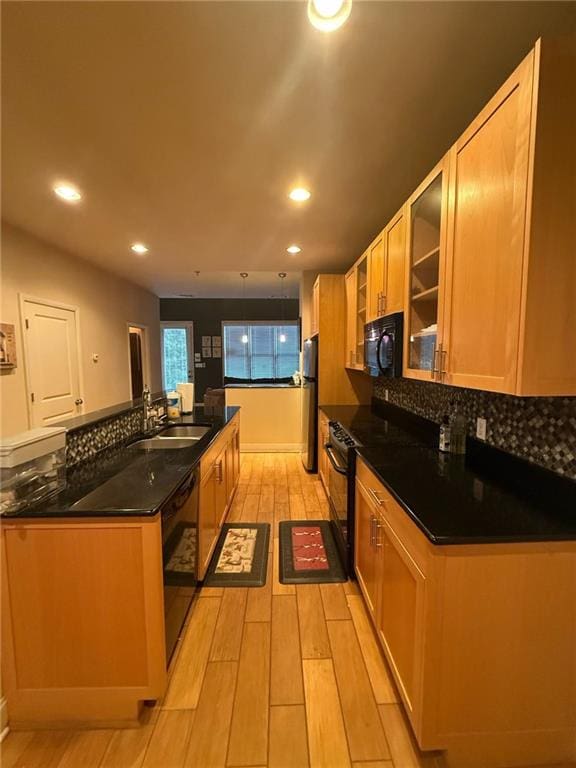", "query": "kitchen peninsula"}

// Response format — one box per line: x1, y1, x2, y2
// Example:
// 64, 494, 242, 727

1, 406, 240, 730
